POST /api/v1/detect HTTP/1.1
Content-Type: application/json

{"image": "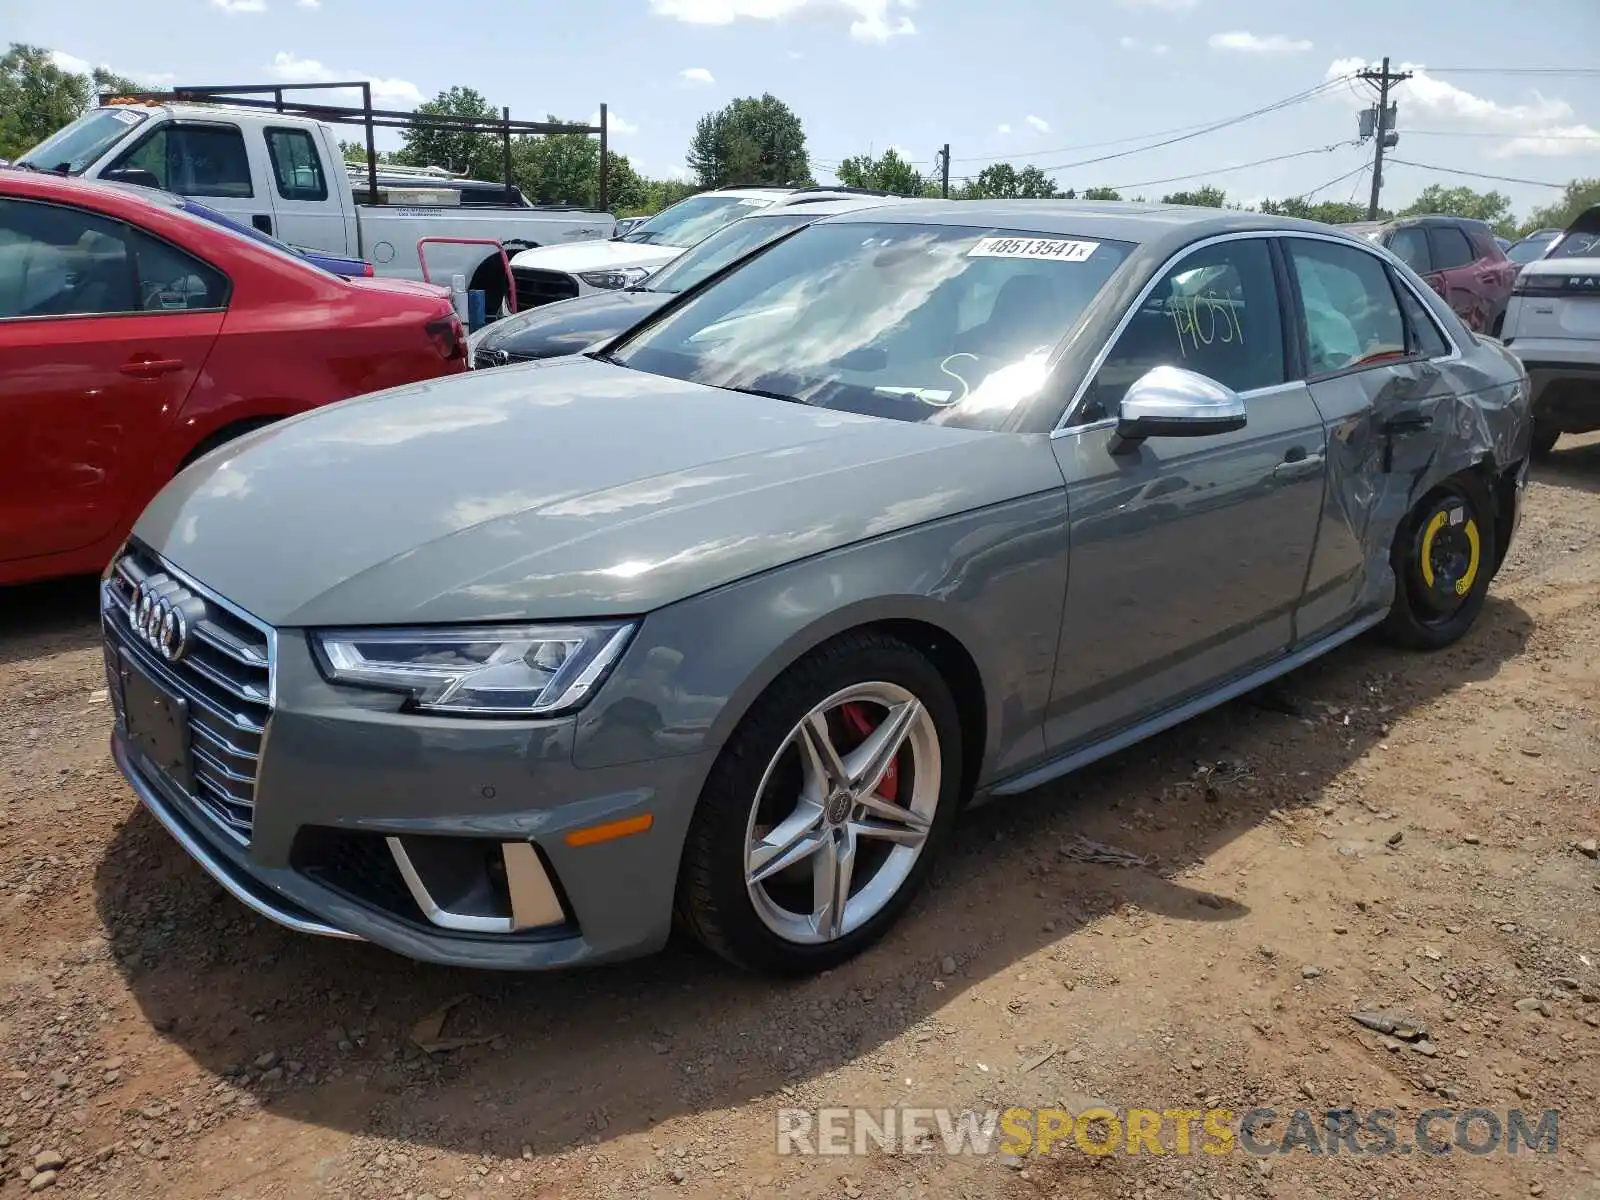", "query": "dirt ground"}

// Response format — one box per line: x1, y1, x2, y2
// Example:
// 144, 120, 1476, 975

2, 438, 1598, 1200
